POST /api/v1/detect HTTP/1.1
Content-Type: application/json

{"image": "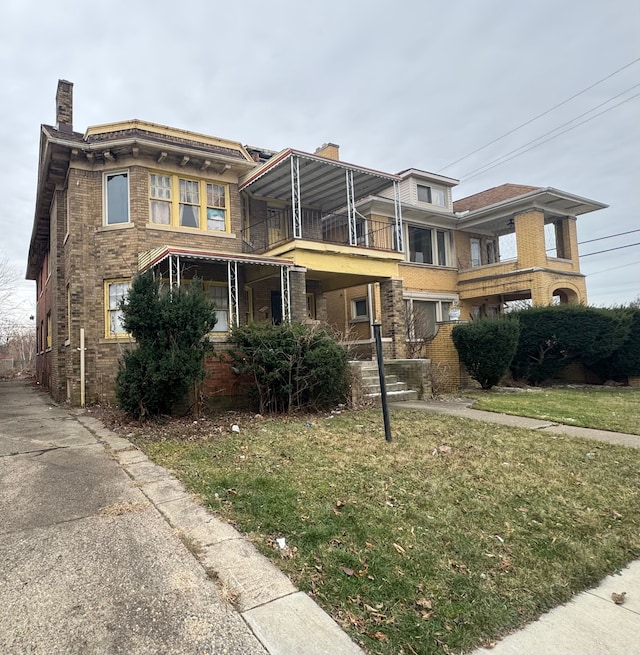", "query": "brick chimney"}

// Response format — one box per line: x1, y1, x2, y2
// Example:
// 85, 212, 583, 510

314, 143, 340, 161
55, 80, 73, 133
